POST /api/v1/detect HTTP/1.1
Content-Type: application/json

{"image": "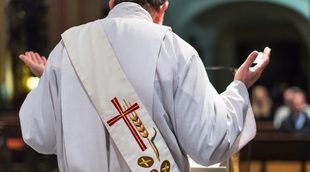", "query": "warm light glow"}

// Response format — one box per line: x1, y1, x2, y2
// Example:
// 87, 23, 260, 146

6, 138, 25, 150
26, 77, 40, 90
